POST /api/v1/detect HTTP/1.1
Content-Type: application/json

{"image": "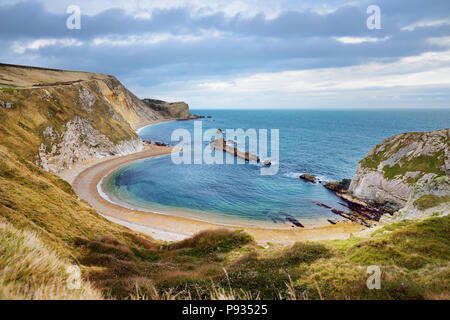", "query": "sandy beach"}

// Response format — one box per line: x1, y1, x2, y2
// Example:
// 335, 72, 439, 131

62, 120, 365, 244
